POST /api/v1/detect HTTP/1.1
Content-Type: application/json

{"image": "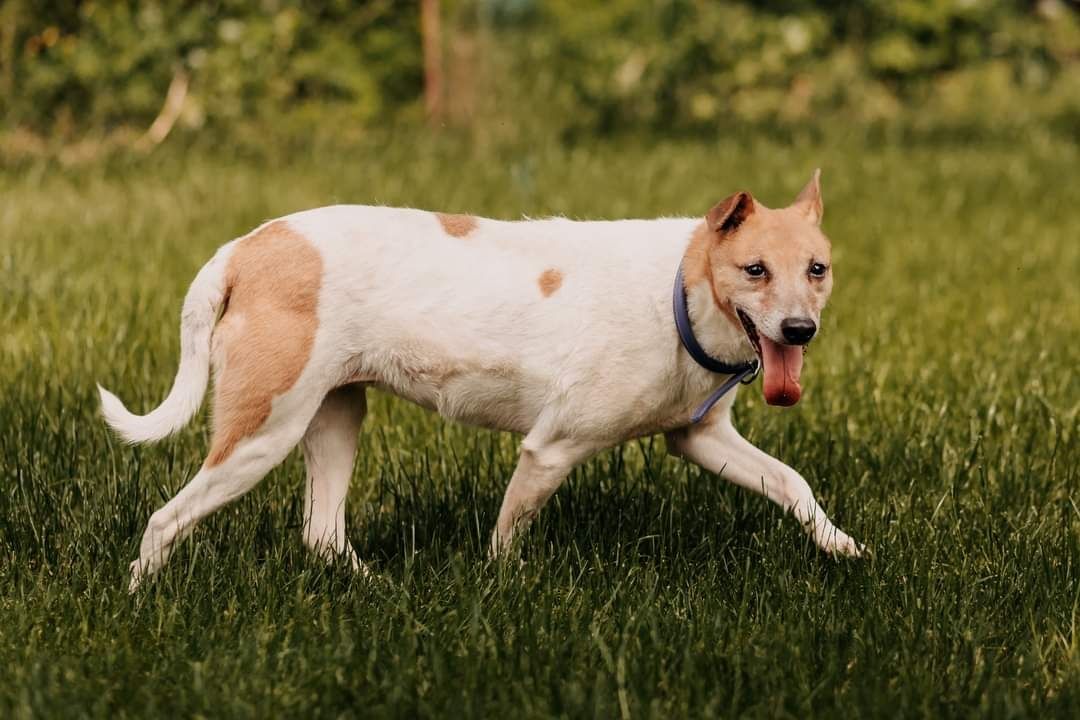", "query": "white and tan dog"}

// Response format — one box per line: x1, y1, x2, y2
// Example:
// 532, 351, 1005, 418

100, 170, 862, 590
